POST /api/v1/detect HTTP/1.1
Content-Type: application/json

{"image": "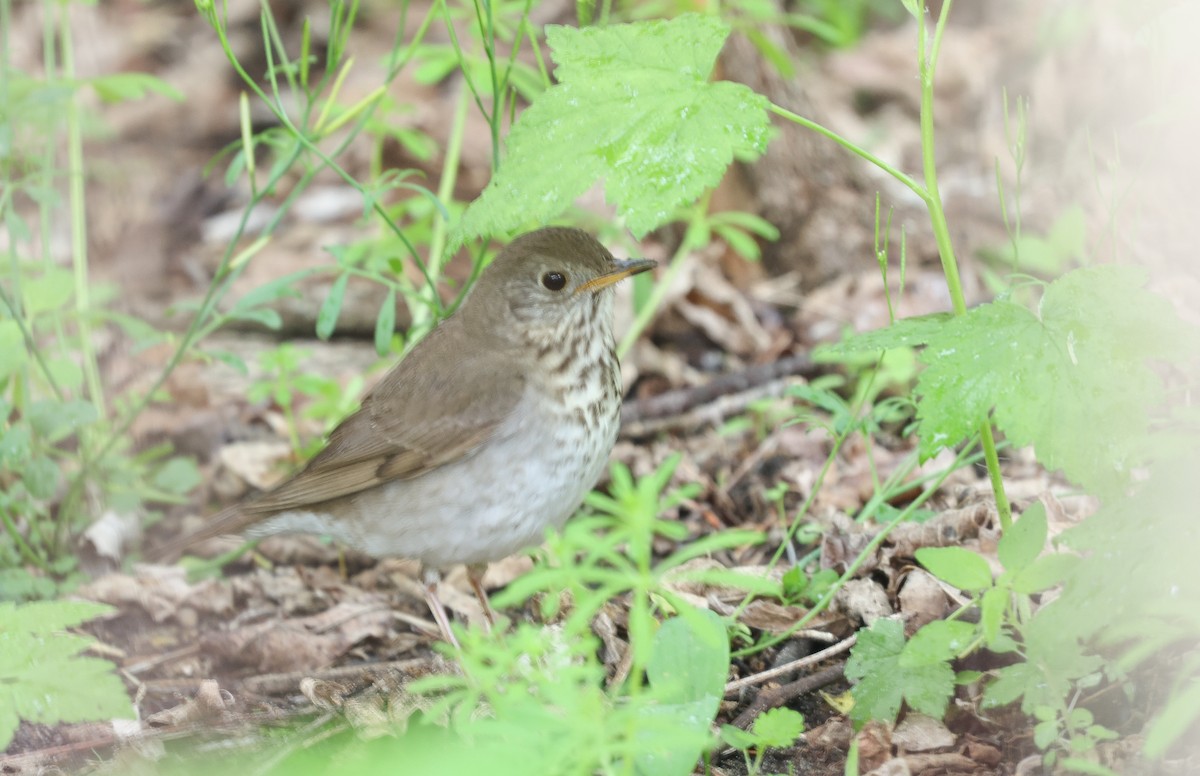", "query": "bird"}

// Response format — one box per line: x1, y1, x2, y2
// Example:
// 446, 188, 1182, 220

148, 227, 656, 646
